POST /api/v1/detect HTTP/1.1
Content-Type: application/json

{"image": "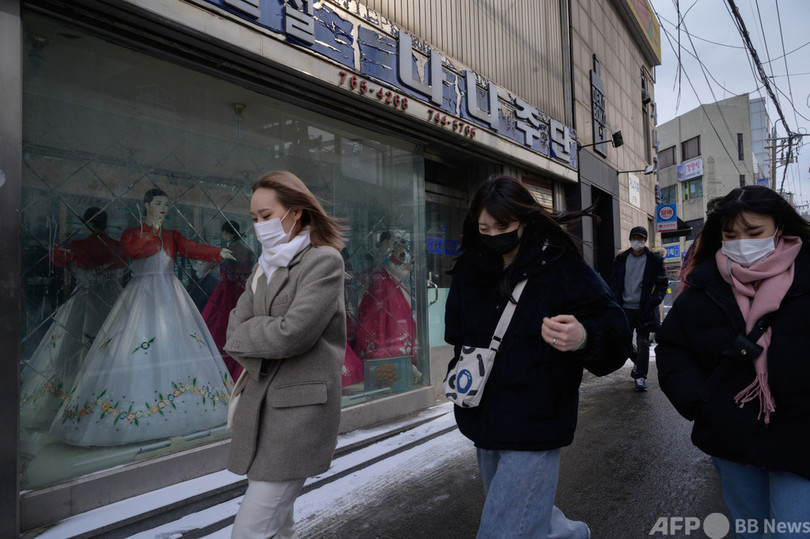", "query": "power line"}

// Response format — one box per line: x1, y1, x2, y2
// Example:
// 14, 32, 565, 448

775, 0, 801, 130
660, 6, 758, 180
725, 0, 794, 137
